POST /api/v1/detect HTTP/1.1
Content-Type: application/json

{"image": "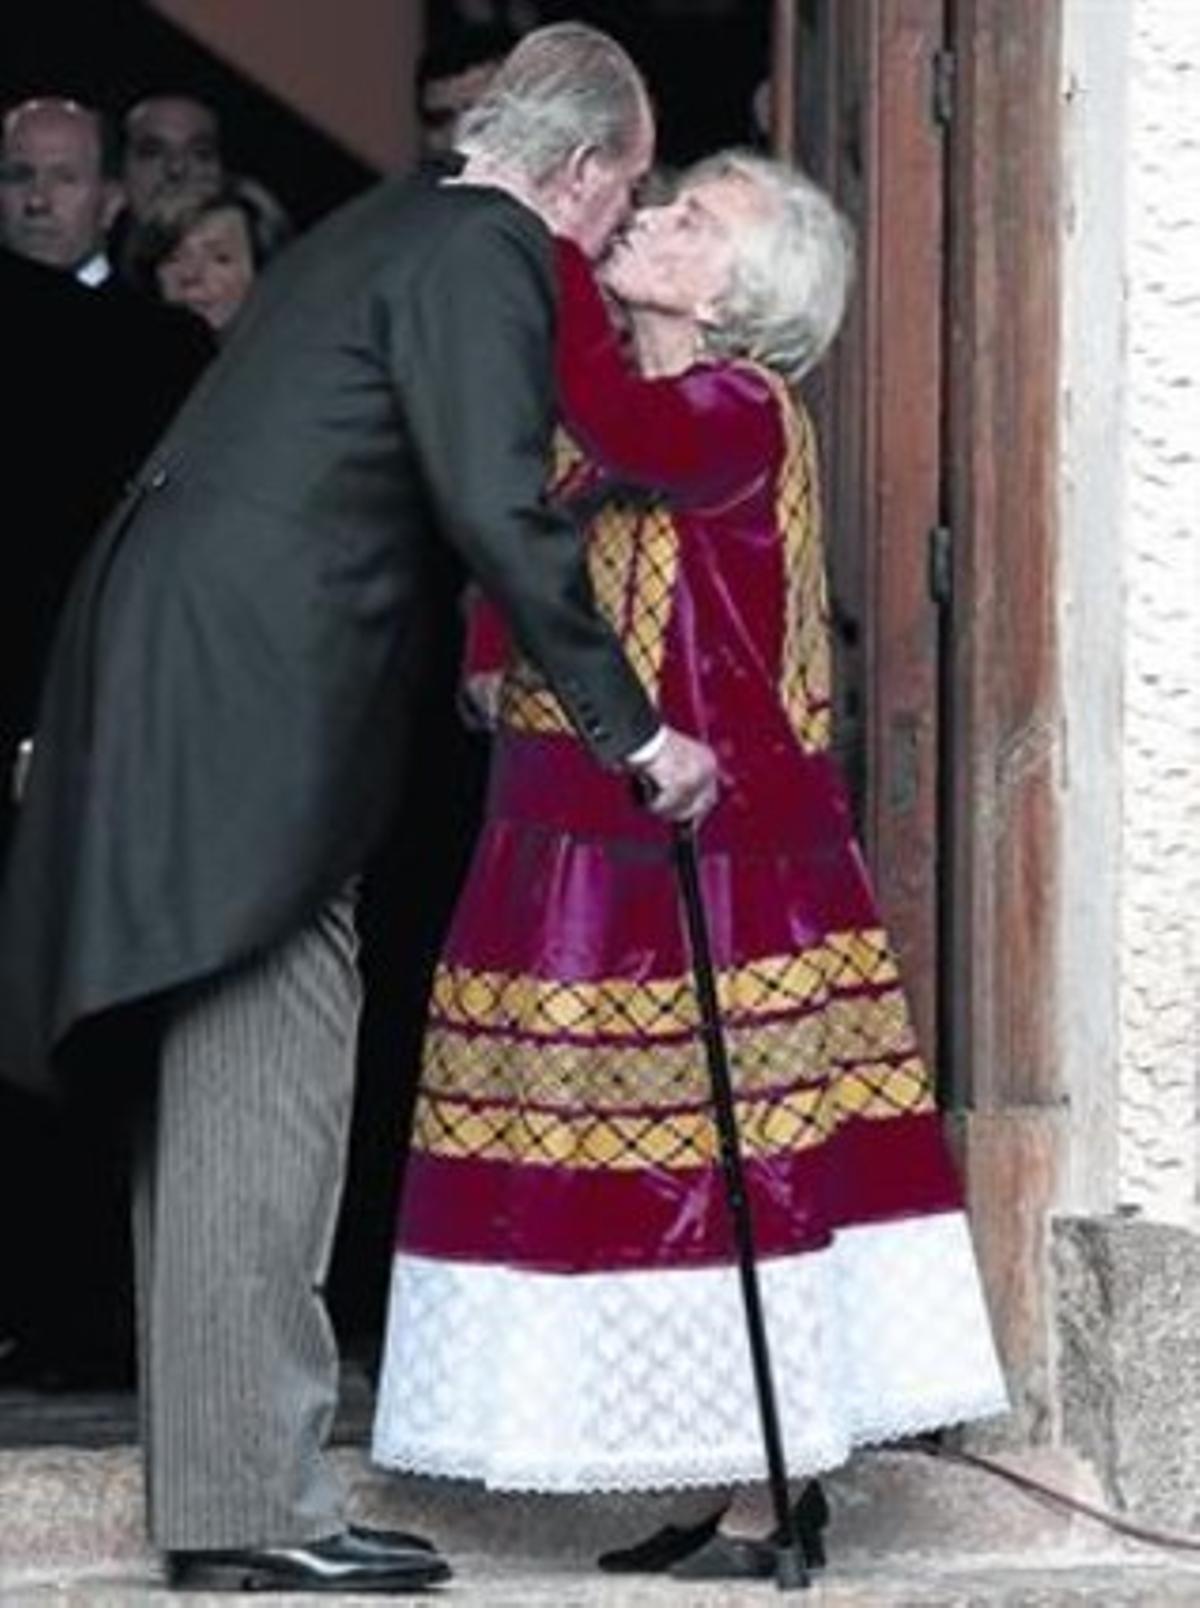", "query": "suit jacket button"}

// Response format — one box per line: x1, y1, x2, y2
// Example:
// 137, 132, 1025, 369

148, 466, 169, 489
